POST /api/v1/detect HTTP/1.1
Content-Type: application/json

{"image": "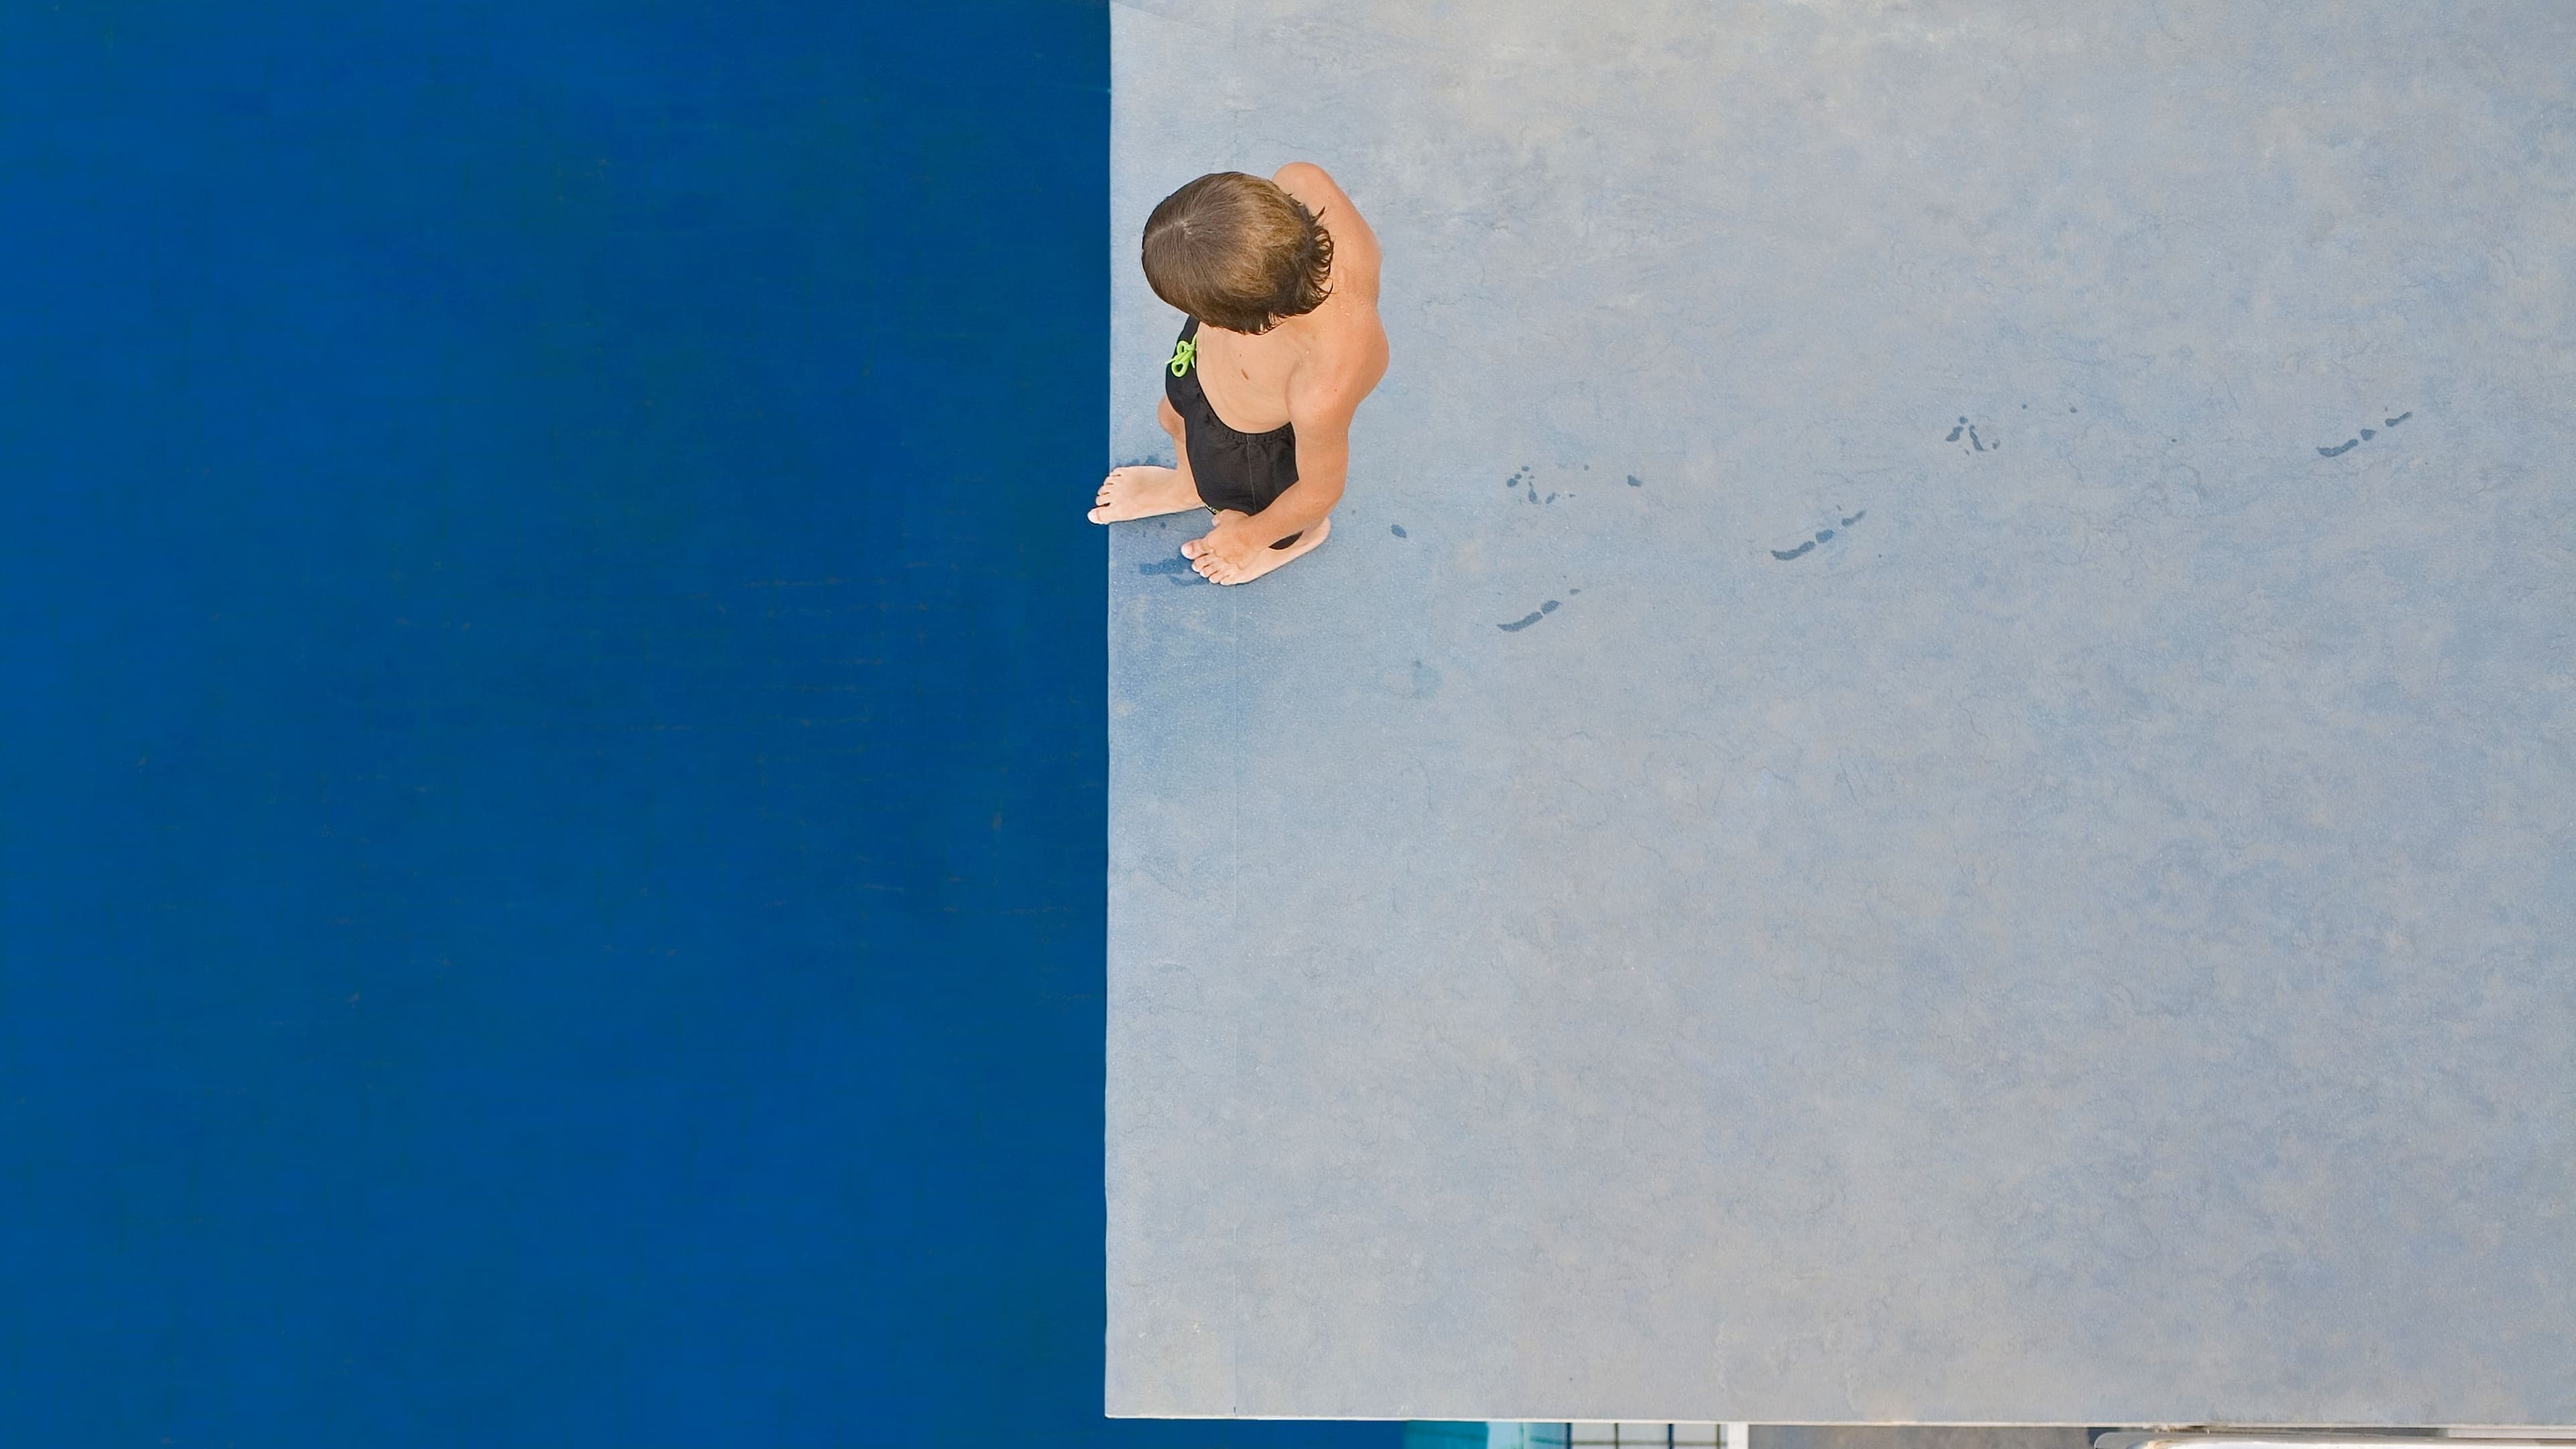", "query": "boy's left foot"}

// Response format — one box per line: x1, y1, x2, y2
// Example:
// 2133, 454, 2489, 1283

1193, 513, 1330, 585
